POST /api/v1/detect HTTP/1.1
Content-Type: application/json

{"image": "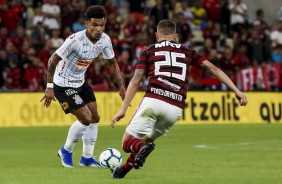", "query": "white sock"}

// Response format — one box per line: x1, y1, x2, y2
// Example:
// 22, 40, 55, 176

82, 123, 98, 158
64, 120, 87, 153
